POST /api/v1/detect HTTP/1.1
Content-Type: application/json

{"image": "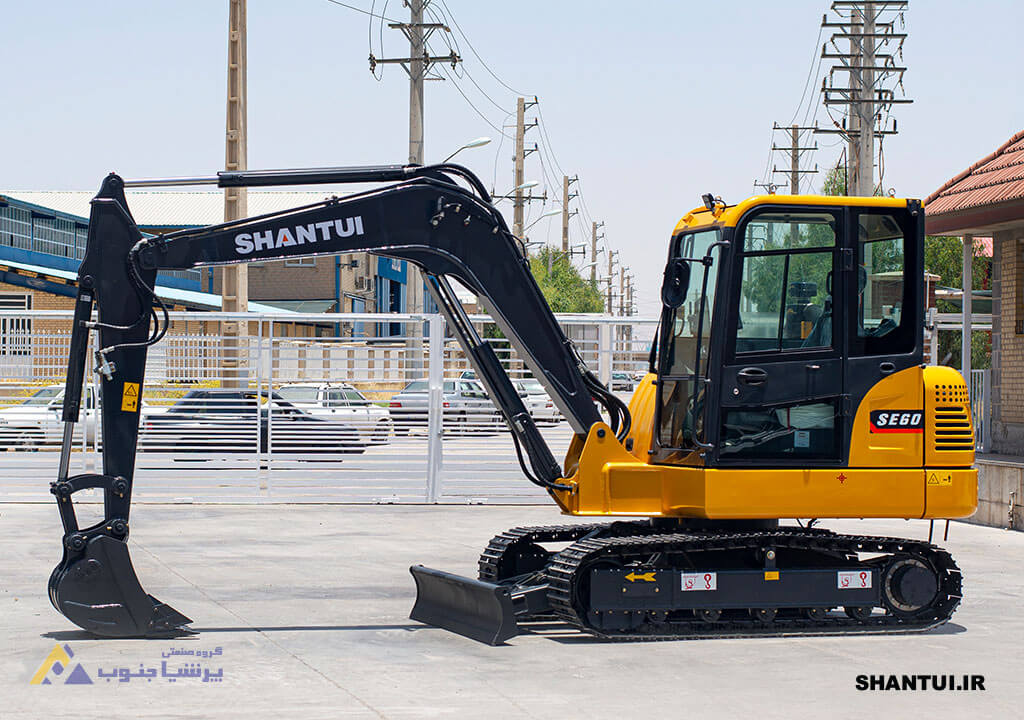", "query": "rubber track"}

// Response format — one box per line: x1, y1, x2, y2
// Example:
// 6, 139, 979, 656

477, 521, 652, 583
544, 528, 962, 640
